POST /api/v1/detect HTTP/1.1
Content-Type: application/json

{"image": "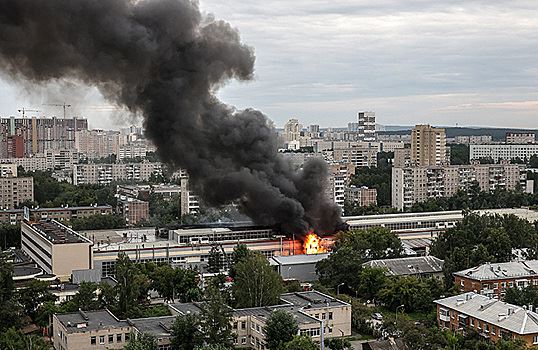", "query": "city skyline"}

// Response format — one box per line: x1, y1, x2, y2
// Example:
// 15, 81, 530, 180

2, 1, 538, 129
